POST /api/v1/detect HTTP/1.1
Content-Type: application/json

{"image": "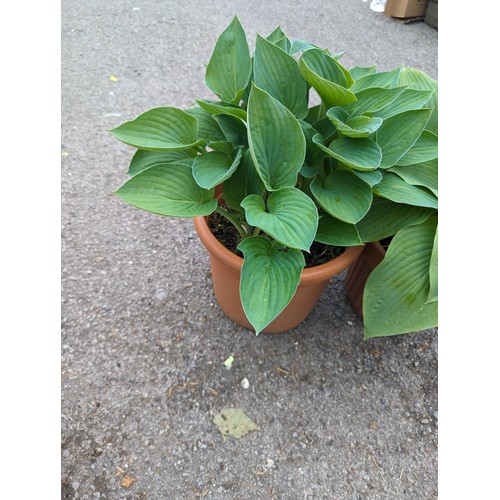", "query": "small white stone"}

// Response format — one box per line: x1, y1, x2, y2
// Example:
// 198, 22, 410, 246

241, 377, 250, 389
267, 458, 275, 468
